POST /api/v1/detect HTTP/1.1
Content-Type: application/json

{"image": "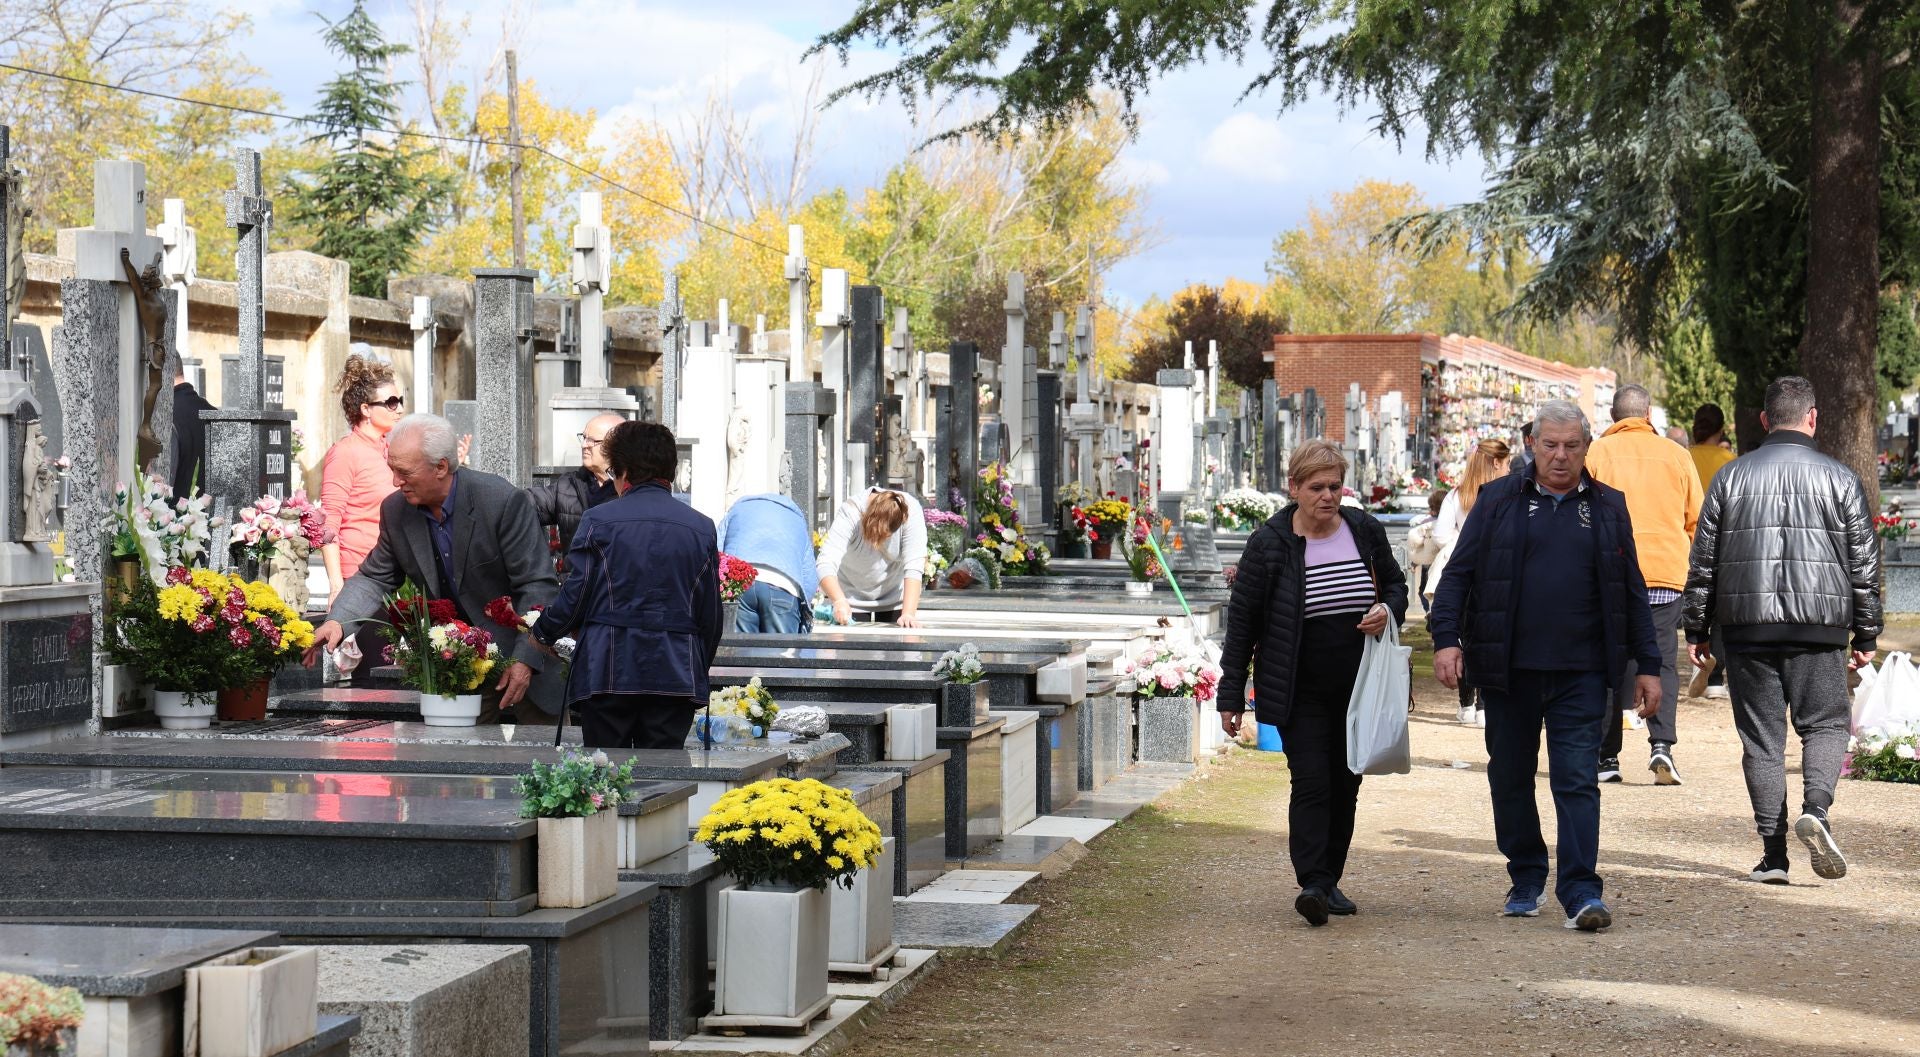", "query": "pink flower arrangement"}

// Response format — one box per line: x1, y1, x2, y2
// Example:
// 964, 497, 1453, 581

719, 553, 758, 603
1121, 644, 1222, 702
231, 491, 334, 564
